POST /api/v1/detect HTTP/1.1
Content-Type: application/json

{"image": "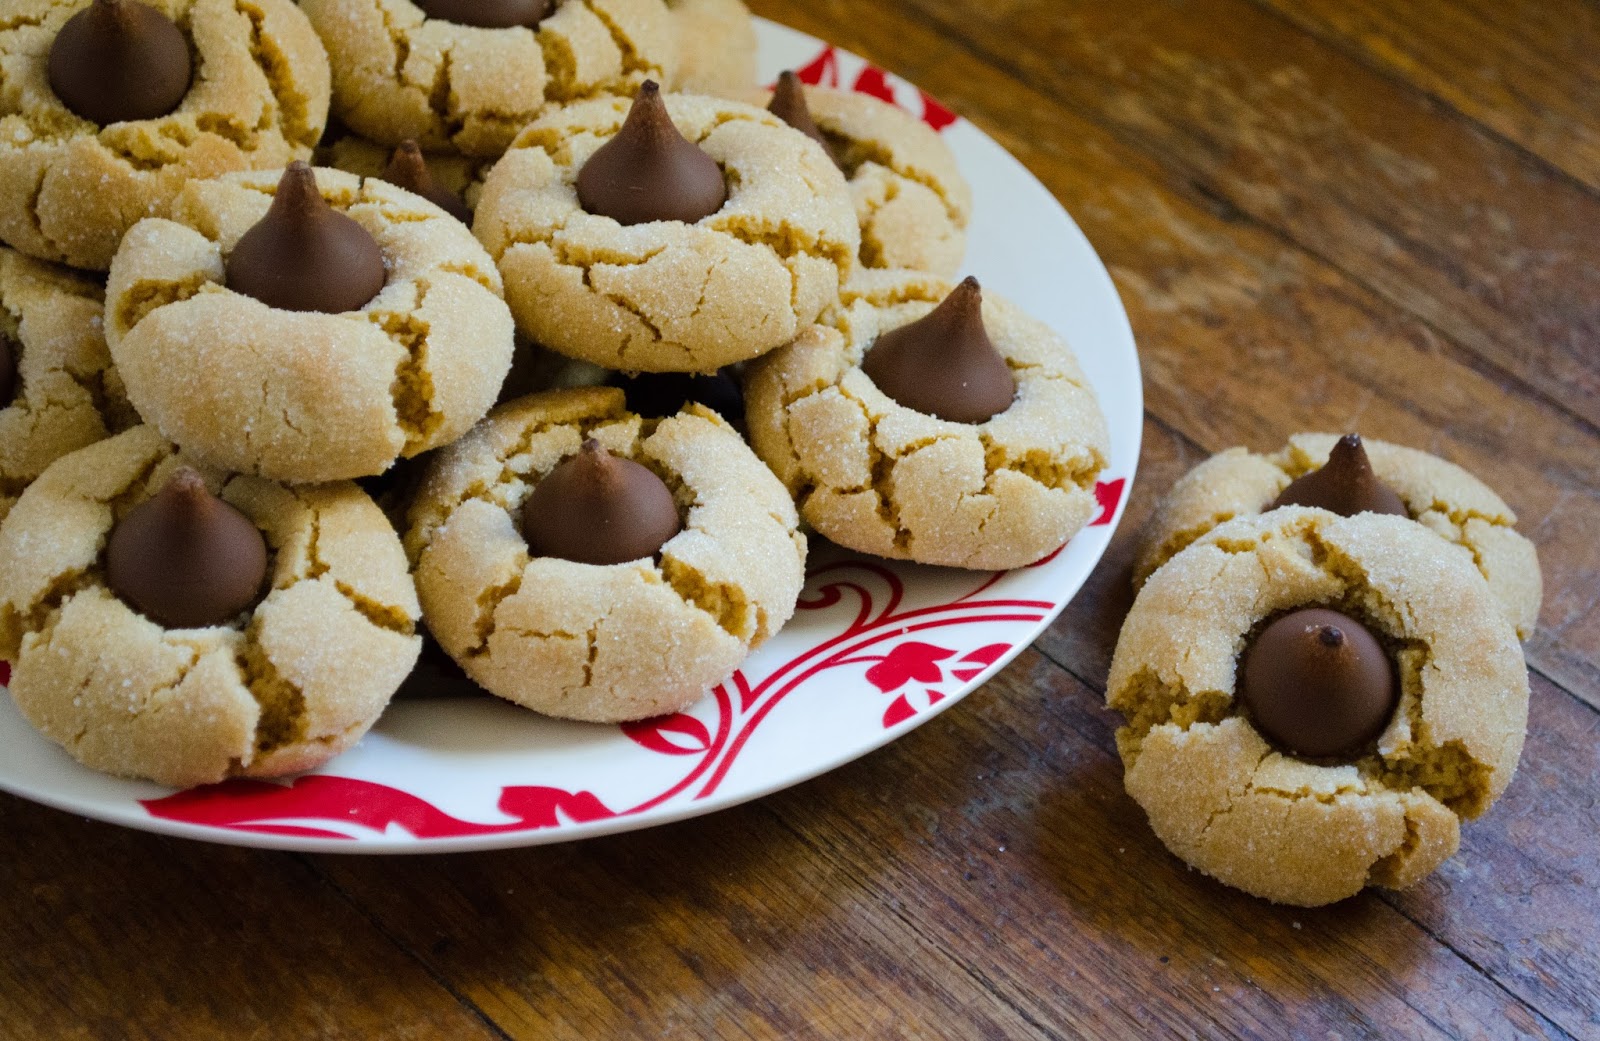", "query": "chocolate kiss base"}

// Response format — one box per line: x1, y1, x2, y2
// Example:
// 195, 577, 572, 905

382, 141, 472, 224
860, 276, 1016, 425
48, 0, 193, 126
105, 468, 269, 629
522, 440, 682, 566
415, 0, 551, 29
1240, 607, 1399, 760
1271, 433, 1408, 518
576, 82, 728, 227
225, 162, 388, 314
